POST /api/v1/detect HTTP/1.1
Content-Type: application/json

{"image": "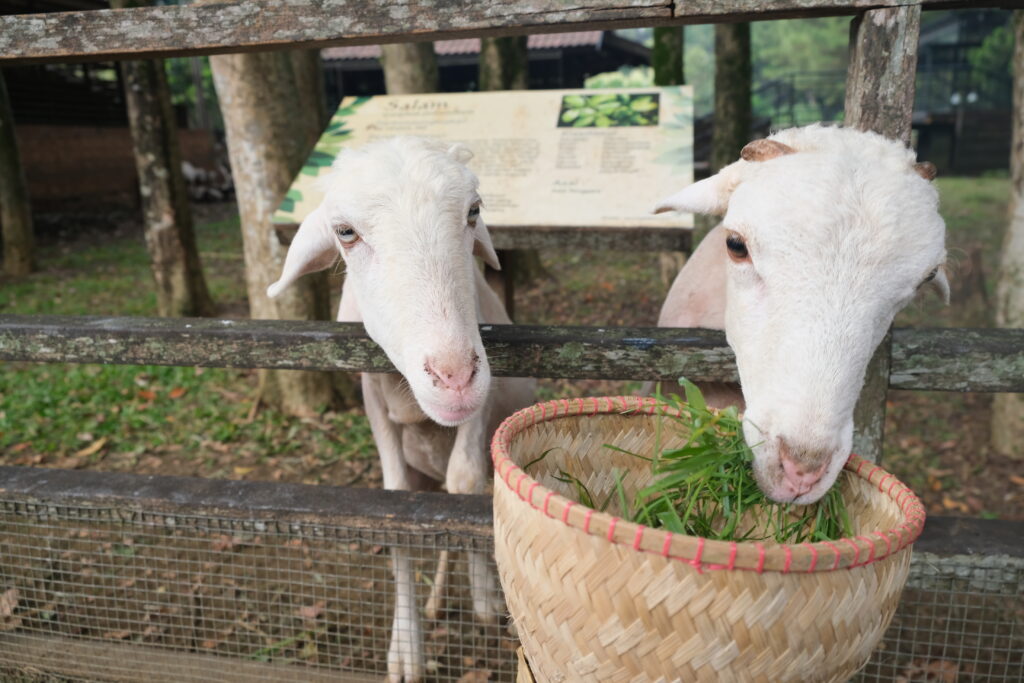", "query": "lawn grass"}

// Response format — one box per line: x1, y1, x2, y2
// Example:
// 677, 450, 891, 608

0, 211, 378, 486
